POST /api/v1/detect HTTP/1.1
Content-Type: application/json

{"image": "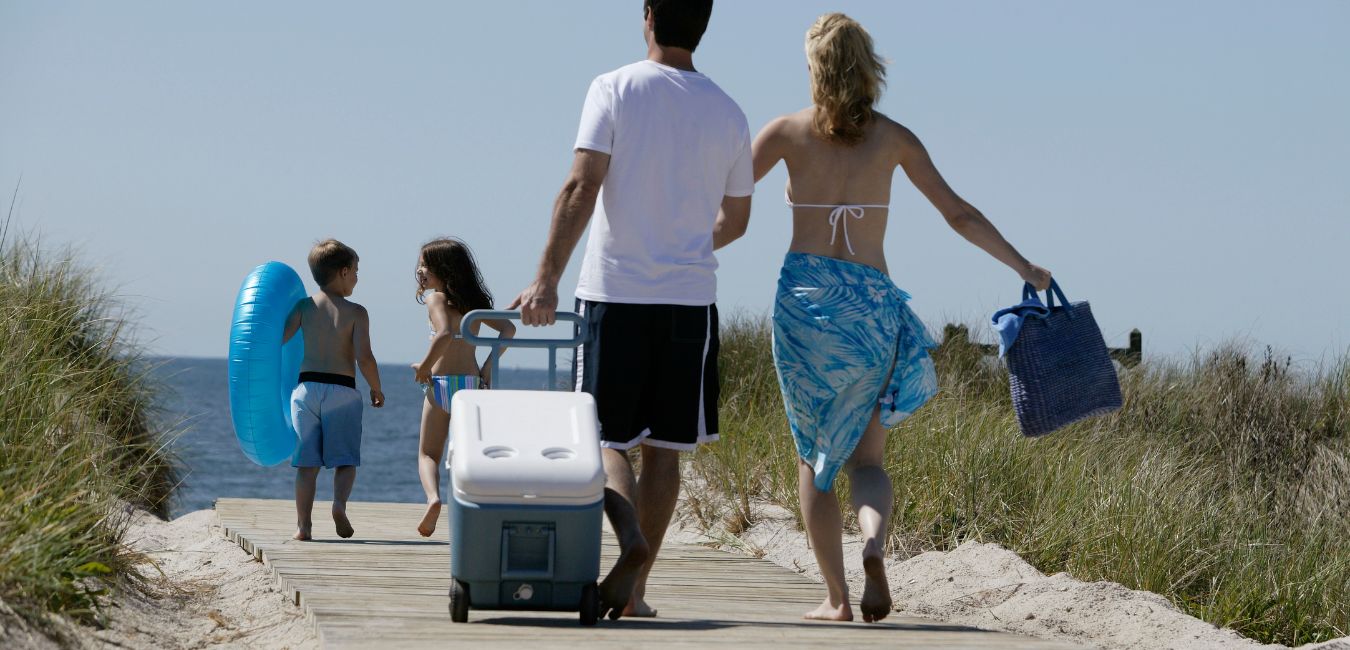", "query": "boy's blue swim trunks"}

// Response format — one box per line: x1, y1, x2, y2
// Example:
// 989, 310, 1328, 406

772, 252, 938, 491
290, 372, 363, 468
